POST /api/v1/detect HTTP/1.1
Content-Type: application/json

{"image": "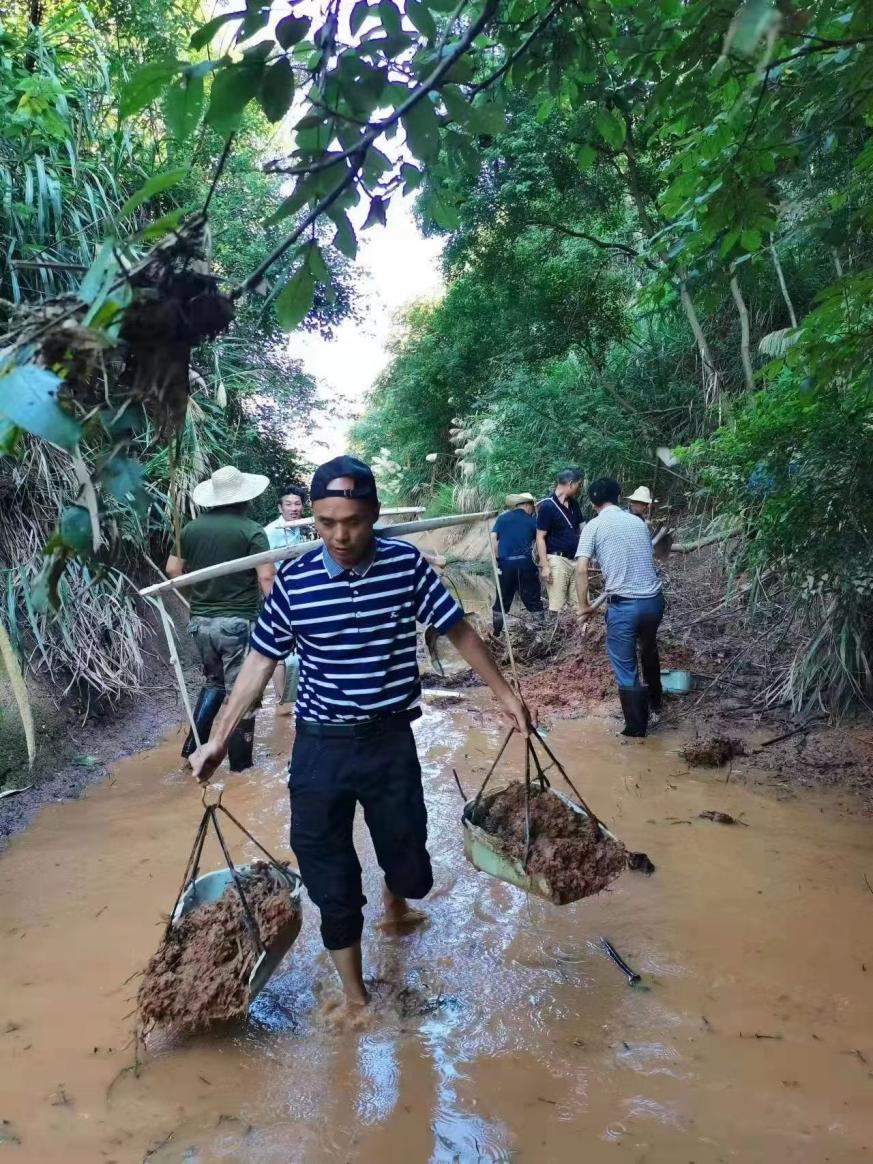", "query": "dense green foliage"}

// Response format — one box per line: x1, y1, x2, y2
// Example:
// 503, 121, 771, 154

1, 0, 873, 715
